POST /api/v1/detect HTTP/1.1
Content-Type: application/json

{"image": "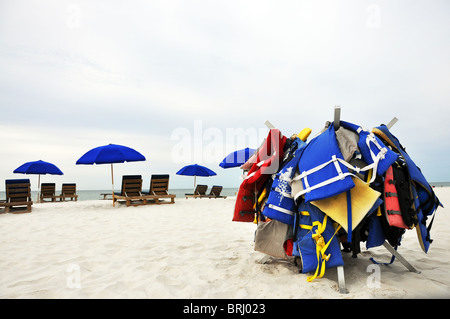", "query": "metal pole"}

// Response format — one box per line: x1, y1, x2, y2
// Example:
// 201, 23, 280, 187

382, 241, 420, 273
386, 117, 398, 129
334, 105, 341, 130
